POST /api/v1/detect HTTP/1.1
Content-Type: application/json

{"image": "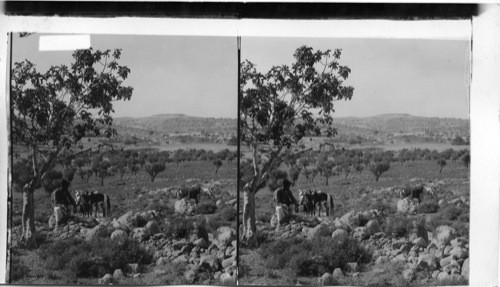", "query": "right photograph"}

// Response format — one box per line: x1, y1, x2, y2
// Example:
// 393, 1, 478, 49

238, 36, 470, 286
